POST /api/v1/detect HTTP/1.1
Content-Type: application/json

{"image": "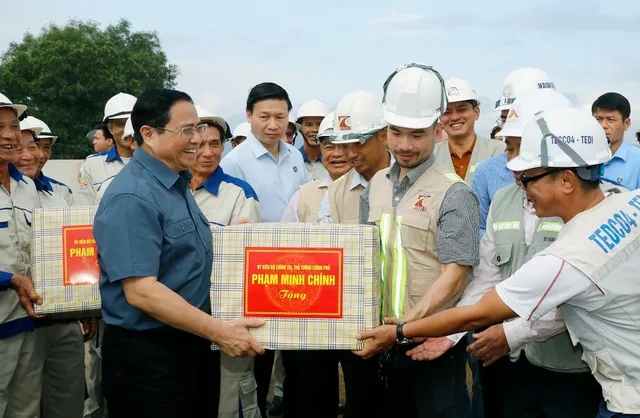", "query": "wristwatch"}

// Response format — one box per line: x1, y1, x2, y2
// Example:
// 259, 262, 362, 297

396, 321, 413, 345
